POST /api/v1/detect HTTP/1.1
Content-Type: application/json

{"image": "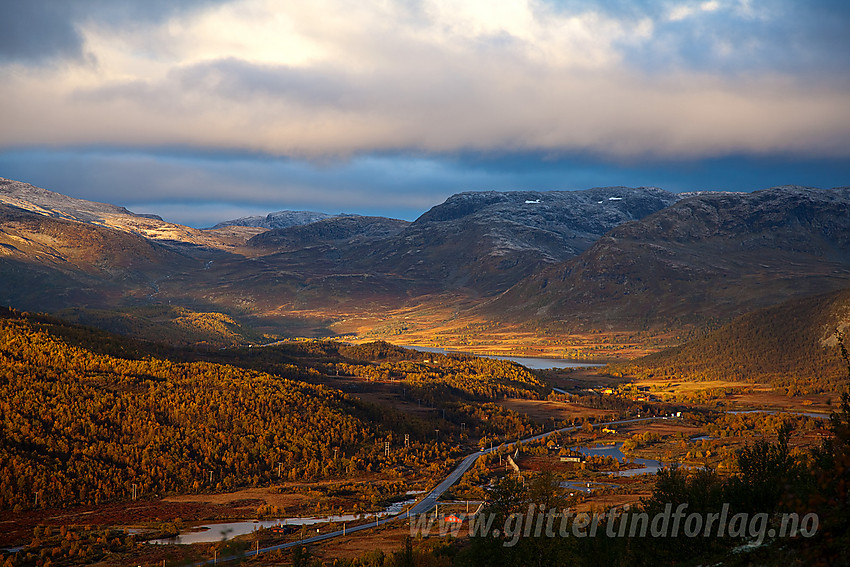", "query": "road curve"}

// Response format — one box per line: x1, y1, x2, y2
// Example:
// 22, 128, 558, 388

189, 415, 661, 565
